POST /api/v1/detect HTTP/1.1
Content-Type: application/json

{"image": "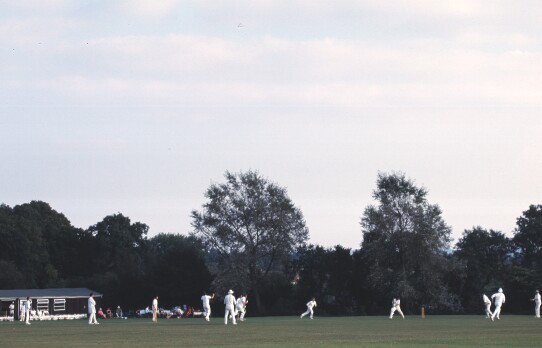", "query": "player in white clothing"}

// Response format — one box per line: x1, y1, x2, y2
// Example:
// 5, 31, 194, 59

201, 292, 215, 321
482, 294, 492, 318
491, 288, 505, 321
23, 297, 31, 325
389, 298, 405, 319
236, 294, 248, 321
224, 290, 237, 325
530, 289, 541, 319
300, 297, 317, 319
152, 296, 159, 323
88, 293, 99, 325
